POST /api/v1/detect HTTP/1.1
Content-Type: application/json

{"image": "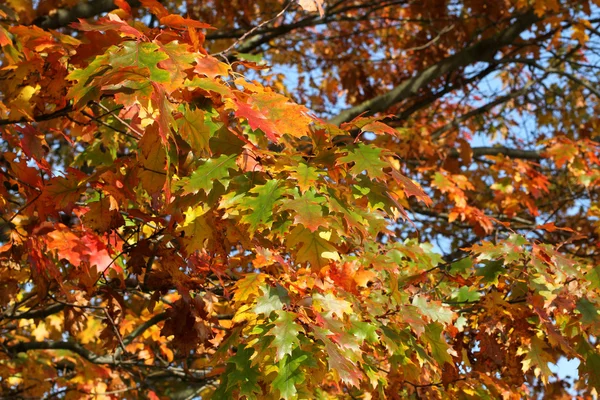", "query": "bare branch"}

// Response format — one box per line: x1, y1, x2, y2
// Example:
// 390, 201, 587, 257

6, 340, 118, 364
212, 1, 293, 58
329, 10, 539, 126
431, 82, 539, 139
503, 58, 600, 98
0, 105, 73, 127
32, 0, 140, 29
3, 311, 168, 365
114, 312, 168, 358
467, 146, 543, 160
0, 303, 65, 321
